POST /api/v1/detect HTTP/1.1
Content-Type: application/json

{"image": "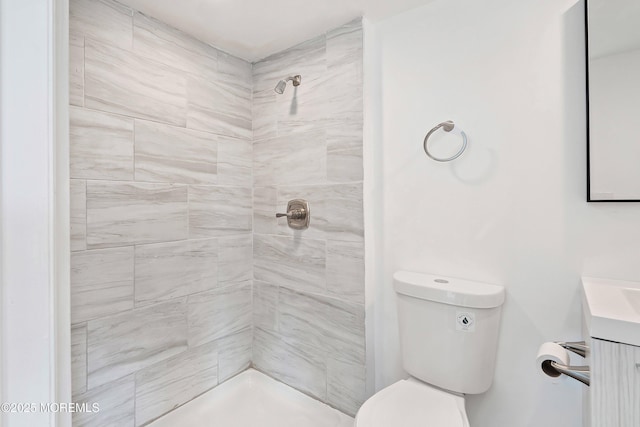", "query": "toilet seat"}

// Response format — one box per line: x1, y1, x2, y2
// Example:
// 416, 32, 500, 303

355, 379, 468, 427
